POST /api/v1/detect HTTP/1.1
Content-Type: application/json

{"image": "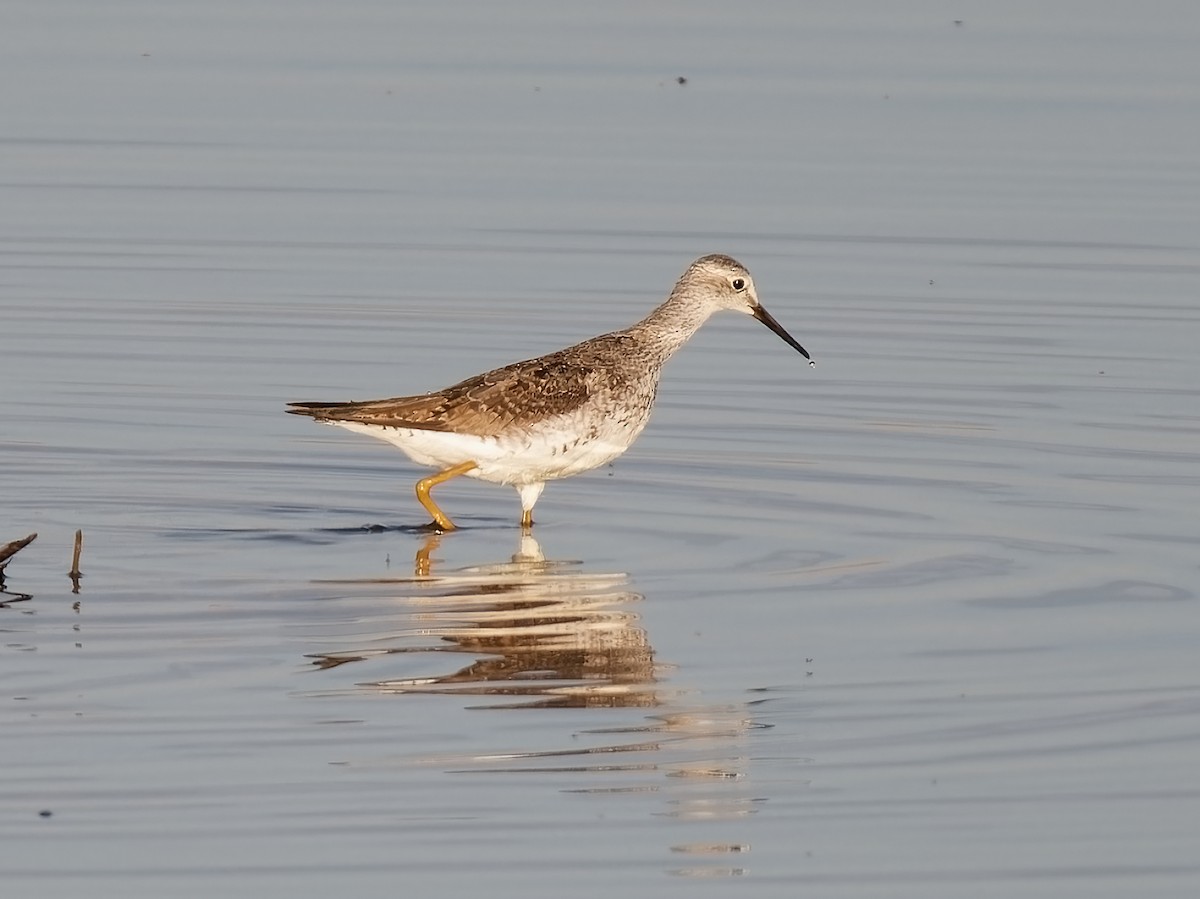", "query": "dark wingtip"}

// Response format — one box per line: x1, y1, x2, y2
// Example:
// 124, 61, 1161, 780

286, 401, 344, 418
